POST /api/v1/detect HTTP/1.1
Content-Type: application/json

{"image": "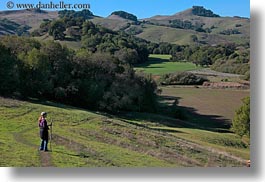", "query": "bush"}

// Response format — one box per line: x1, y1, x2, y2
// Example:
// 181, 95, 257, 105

111, 11, 138, 21
160, 72, 208, 85
231, 97, 250, 138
